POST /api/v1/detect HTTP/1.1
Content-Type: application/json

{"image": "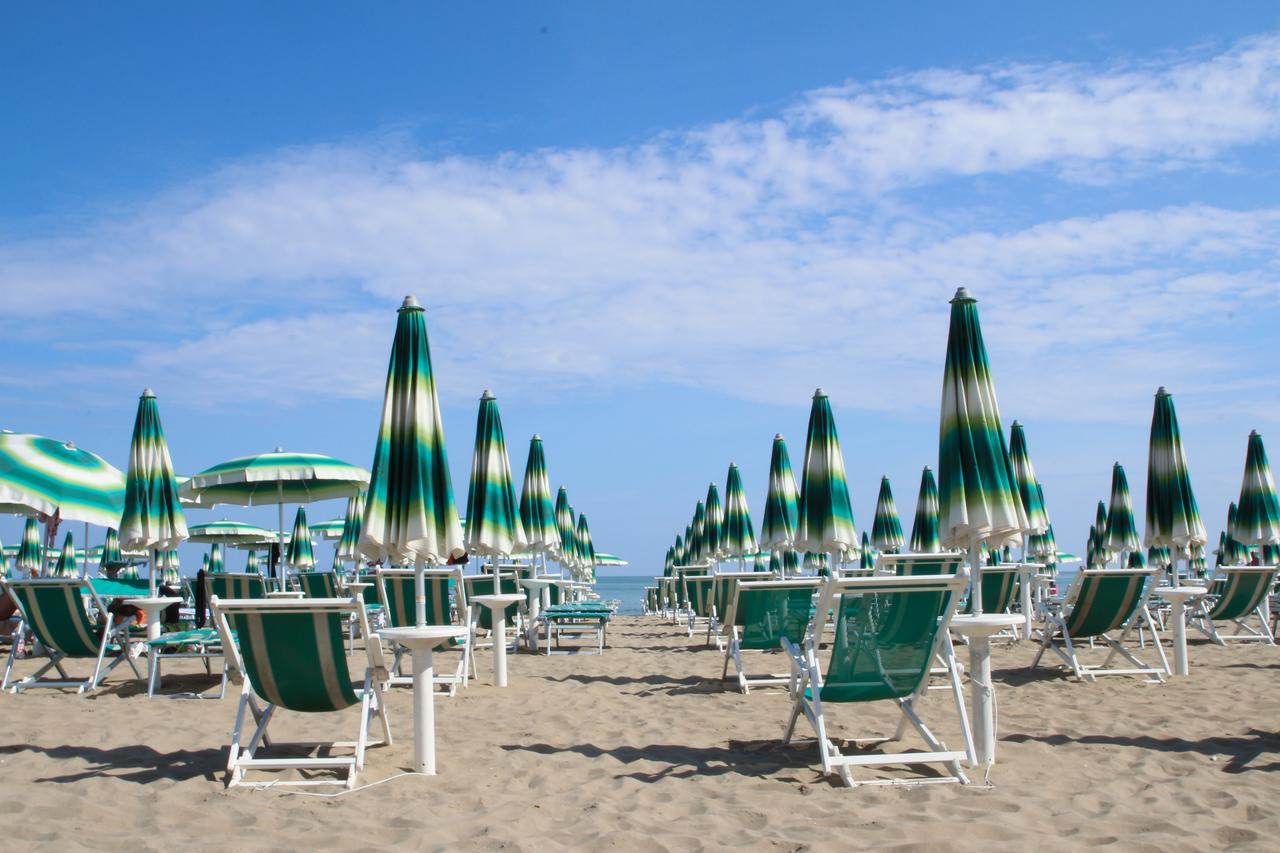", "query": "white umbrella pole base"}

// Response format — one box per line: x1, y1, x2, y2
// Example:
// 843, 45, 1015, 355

493, 616, 509, 688
411, 648, 437, 775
